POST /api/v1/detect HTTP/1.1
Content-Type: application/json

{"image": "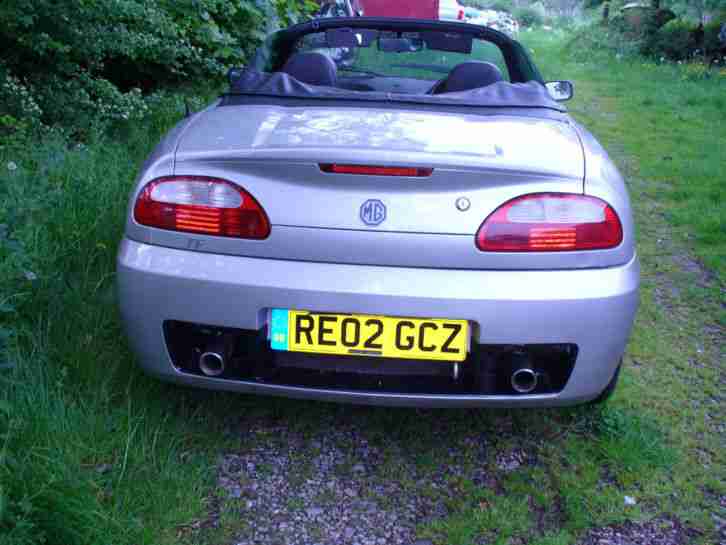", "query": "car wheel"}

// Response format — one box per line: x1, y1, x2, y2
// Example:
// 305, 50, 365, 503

588, 361, 622, 405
